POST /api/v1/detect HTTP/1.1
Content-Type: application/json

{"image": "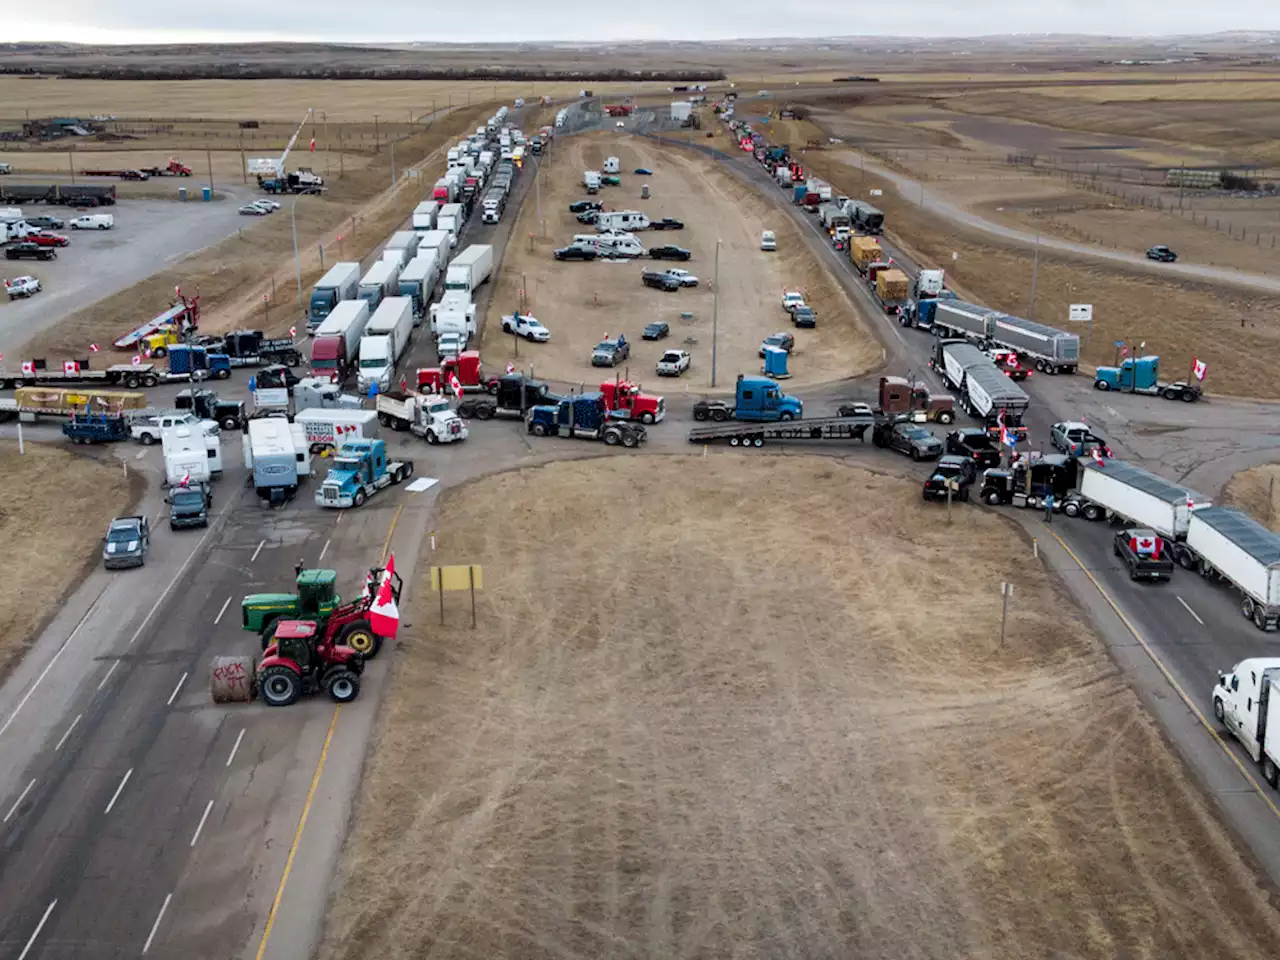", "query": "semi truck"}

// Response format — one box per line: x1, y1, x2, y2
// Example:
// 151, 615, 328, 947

1063, 459, 1210, 540
1213, 658, 1280, 787
198, 330, 301, 368
375, 391, 469, 443
357, 260, 401, 311
315, 439, 414, 509
1094, 356, 1202, 402
0, 358, 163, 390
415, 229, 450, 276
1181, 507, 1280, 630
0, 183, 116, 206
456, 374, 559, 420
931, 339, 1029, 437
258, 170, 324, 195
481, 189, 506, 224
416, 352, 498, 395
526, 393, 647, 447
396, 256, 441, 319
989, 314, 1079, 375
691, 375, 803, 423
357, 297, 415, 393
411, 200, 439, 233
295, 408, 380, 455
310, 299, 370, 381
444, 245, 494, 296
